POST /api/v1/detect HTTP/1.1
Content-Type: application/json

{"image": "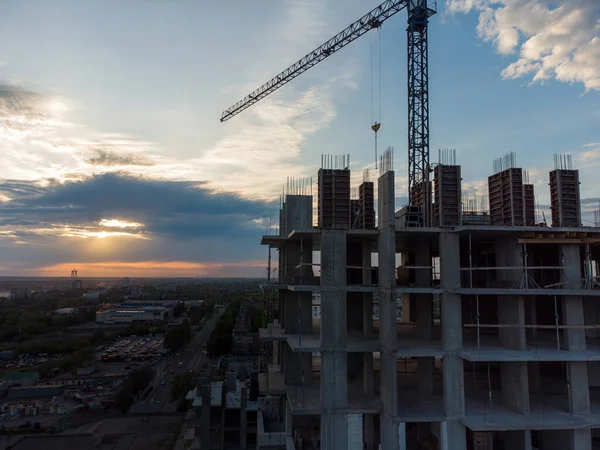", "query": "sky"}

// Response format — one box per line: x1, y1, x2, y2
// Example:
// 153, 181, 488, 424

0, 0, 598, 278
